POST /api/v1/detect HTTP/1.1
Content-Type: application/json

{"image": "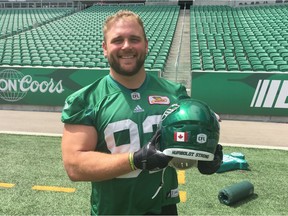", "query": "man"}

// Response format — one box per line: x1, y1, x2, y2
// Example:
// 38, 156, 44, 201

61, 10, 189, 215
